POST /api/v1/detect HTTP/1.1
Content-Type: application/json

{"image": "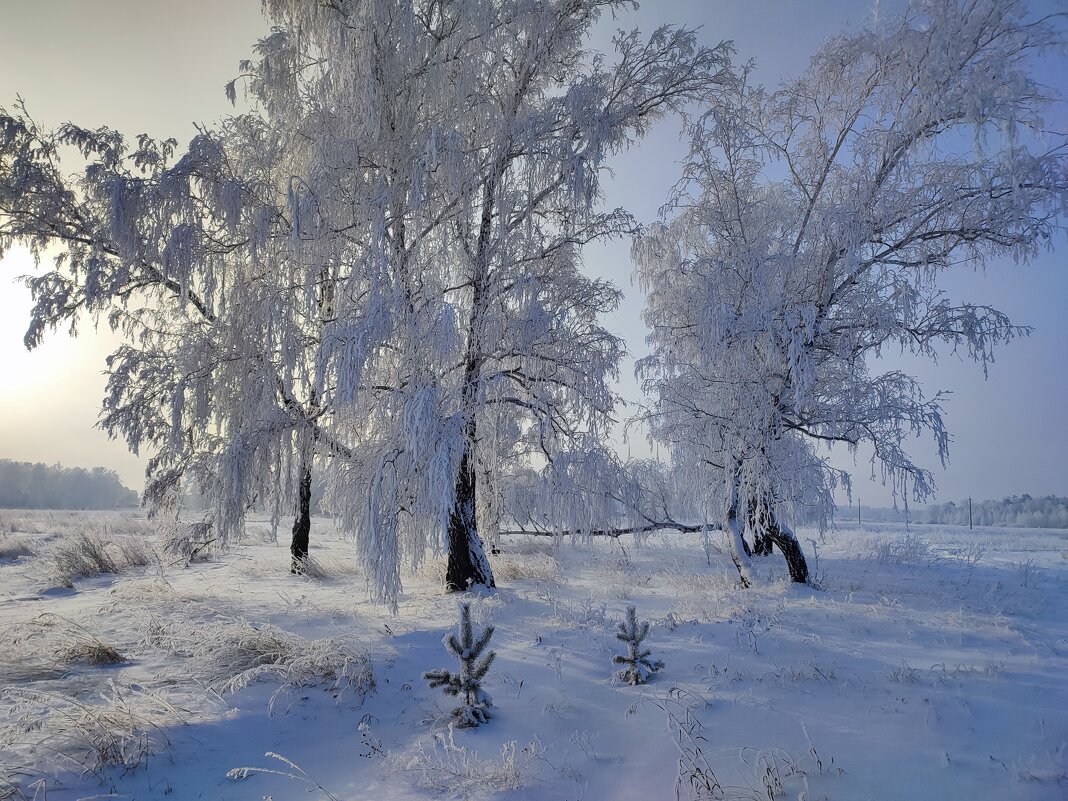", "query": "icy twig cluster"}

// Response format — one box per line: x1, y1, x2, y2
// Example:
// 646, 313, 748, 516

399, 730, 543, 795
